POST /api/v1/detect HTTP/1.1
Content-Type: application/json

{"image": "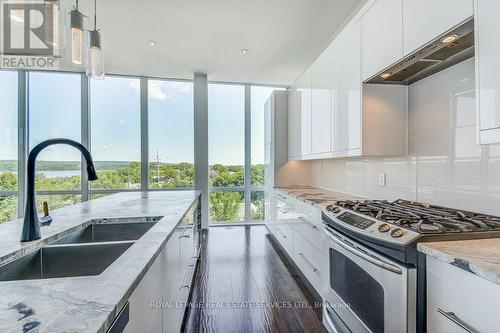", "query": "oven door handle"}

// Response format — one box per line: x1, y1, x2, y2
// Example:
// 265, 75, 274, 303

324, 227, 403, 275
